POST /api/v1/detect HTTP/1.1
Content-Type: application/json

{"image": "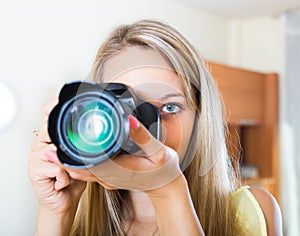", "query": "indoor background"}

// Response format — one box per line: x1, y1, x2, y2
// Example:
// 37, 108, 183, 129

0, 0, 299, 235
